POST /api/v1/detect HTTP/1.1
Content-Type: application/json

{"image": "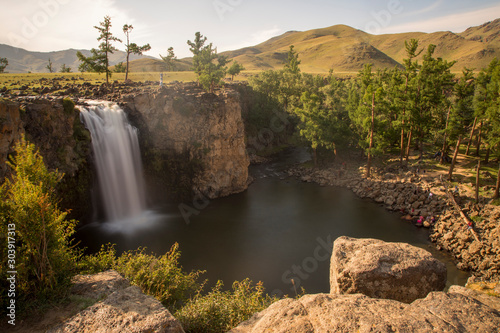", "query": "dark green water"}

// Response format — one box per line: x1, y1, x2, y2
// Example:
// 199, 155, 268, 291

76, 150, 469, 296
